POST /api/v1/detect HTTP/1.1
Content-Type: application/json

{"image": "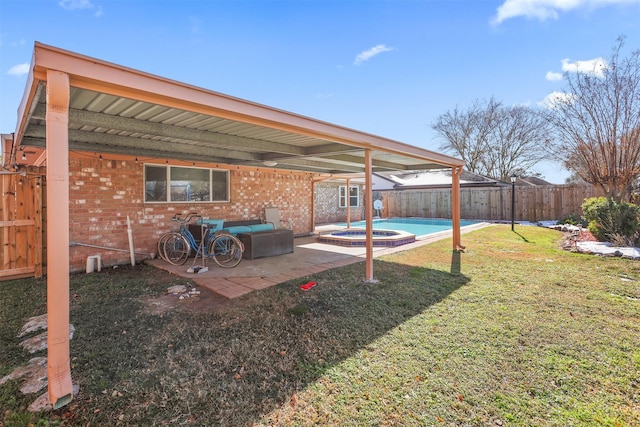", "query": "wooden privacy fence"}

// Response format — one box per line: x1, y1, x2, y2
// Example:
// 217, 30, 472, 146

1, 167, 45, 280
377, 184, 603, 222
